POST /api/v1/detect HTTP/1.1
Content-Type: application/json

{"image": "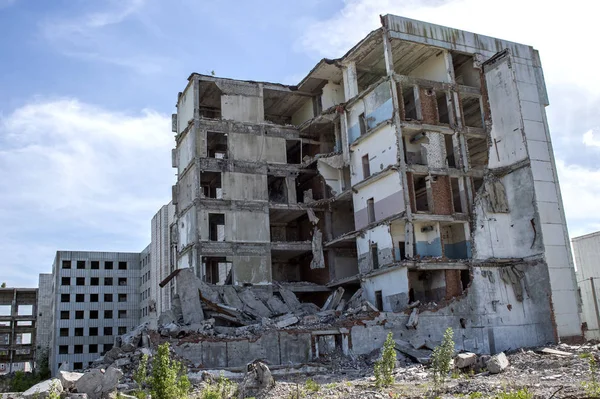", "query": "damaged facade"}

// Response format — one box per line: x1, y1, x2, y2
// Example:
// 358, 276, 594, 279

573, 231, 600, 340
170, 14, 580, 356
